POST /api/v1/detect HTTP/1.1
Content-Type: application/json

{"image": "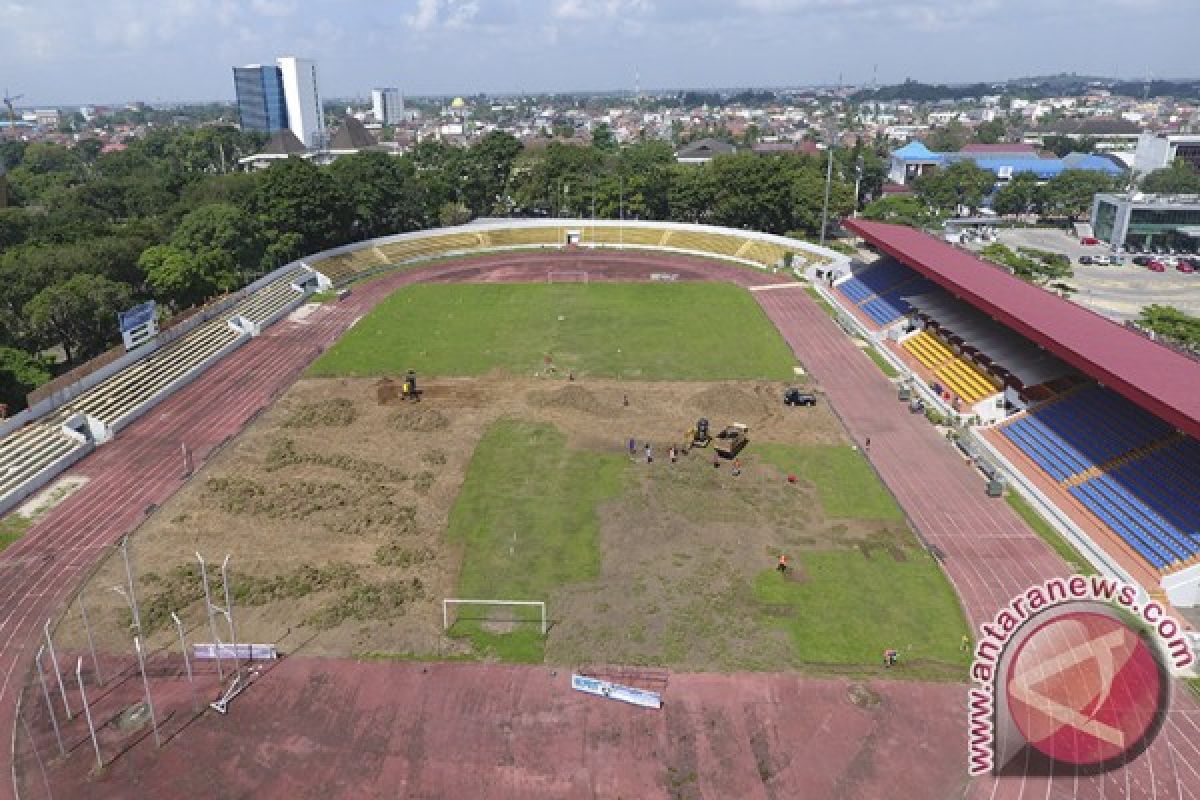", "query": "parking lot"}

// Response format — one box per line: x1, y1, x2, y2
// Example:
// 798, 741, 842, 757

961, 227, 1200, 322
